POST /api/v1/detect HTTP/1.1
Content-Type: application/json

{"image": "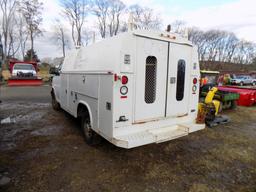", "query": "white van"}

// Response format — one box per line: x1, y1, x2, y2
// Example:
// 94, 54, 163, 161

51, 30, 204, 148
